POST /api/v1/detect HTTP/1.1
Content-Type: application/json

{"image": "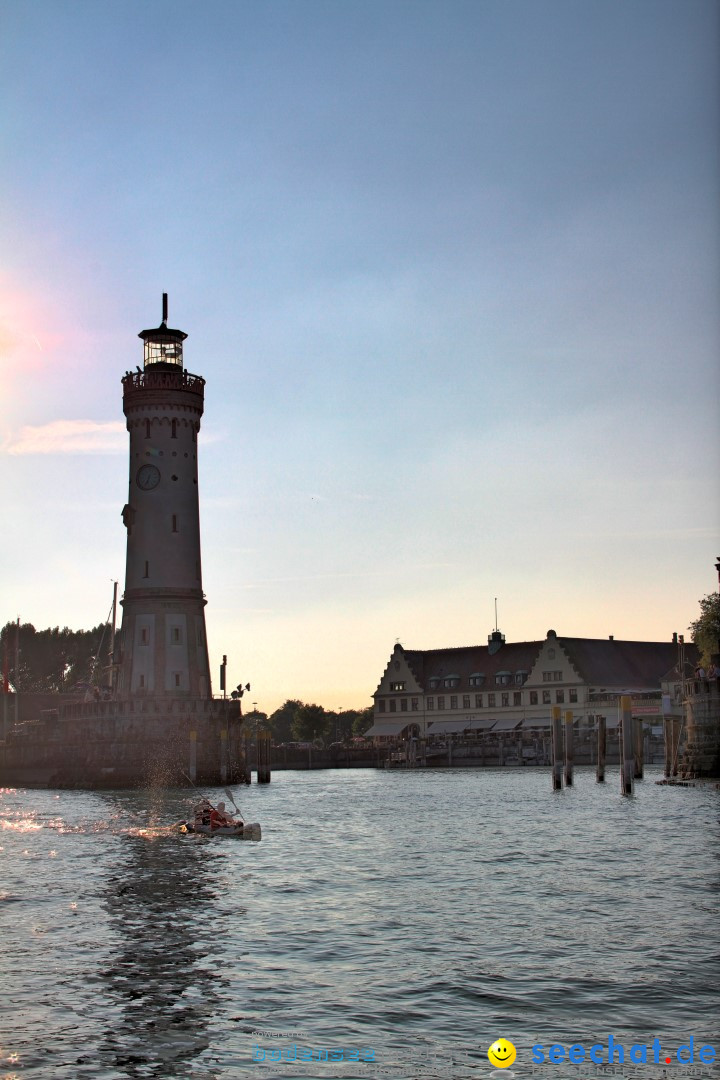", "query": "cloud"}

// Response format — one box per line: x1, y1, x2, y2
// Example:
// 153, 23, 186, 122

3, 419, 126, 455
